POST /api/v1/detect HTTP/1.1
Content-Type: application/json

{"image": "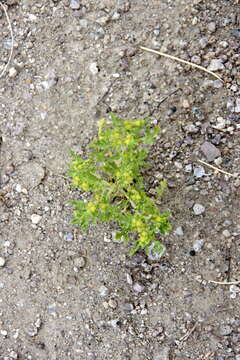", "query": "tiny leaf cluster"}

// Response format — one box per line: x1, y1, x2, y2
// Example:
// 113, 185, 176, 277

68, 114, 171, 256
